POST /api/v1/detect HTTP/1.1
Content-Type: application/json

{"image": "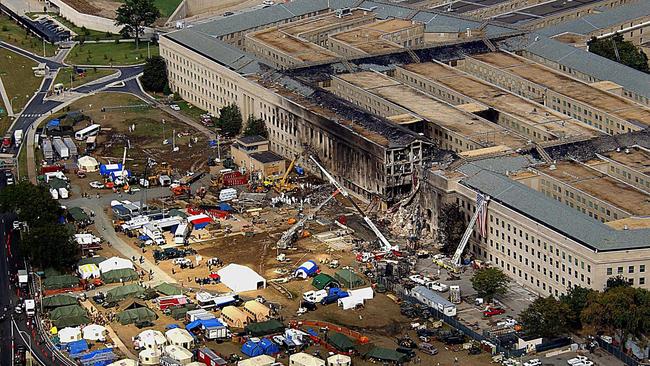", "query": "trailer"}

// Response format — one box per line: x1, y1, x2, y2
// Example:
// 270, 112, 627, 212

174, 223, 190, 245
13, 130, 23, 147
42, 139, 54, 161
63, 137, 78, 157
52, 137, 69, 159
58, 187, 69, 199
411, 285, 457, 317
157, 295, 188, 311
17, 269, 28, 288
